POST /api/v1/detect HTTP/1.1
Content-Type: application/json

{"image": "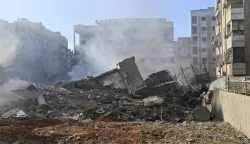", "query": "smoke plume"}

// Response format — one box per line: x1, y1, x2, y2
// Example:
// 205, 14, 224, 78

0, 21, 21, 67
0, 79, 29, 105
71, 19, 176, 80
209, 77, 227, 91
